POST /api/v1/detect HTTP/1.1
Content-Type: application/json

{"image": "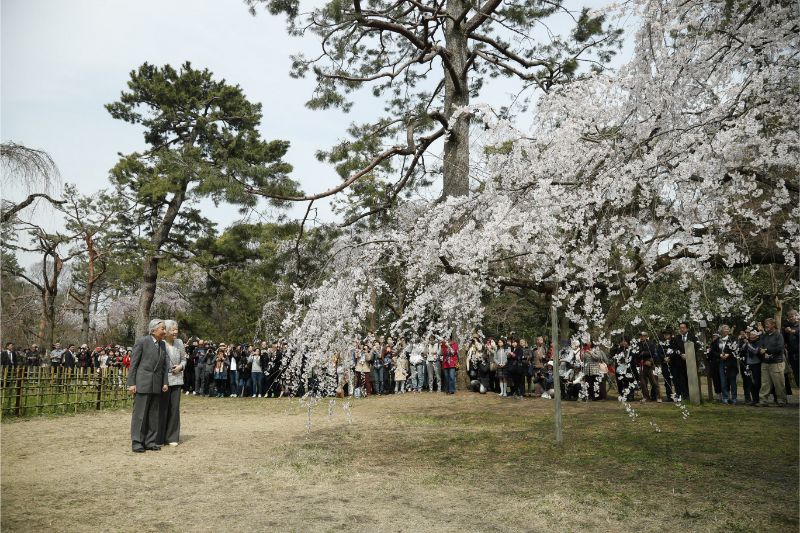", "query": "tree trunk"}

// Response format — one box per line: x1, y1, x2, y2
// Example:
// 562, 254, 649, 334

442, 0, 470, 199
90, 292, 100, 346
369, 286, 377, 332
559, 314, 570, 343
43, 290, 56, 349
80, 292, 91, 346
42, 253, 62, 350
134, 185, 188, 336
135, 254, 160, 337
80, 234, 97, 346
